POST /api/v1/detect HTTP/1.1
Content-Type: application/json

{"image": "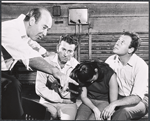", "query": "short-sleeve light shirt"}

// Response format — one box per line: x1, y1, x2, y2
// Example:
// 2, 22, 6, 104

2, 14, 41, 71
105, 54, 148, 99
36, 53, 79, 103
